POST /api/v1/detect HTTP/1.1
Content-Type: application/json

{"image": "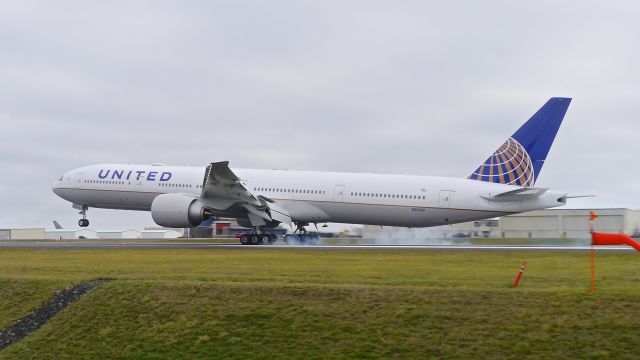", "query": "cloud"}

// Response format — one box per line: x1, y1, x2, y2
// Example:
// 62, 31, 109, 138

0, 1, 638, 229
